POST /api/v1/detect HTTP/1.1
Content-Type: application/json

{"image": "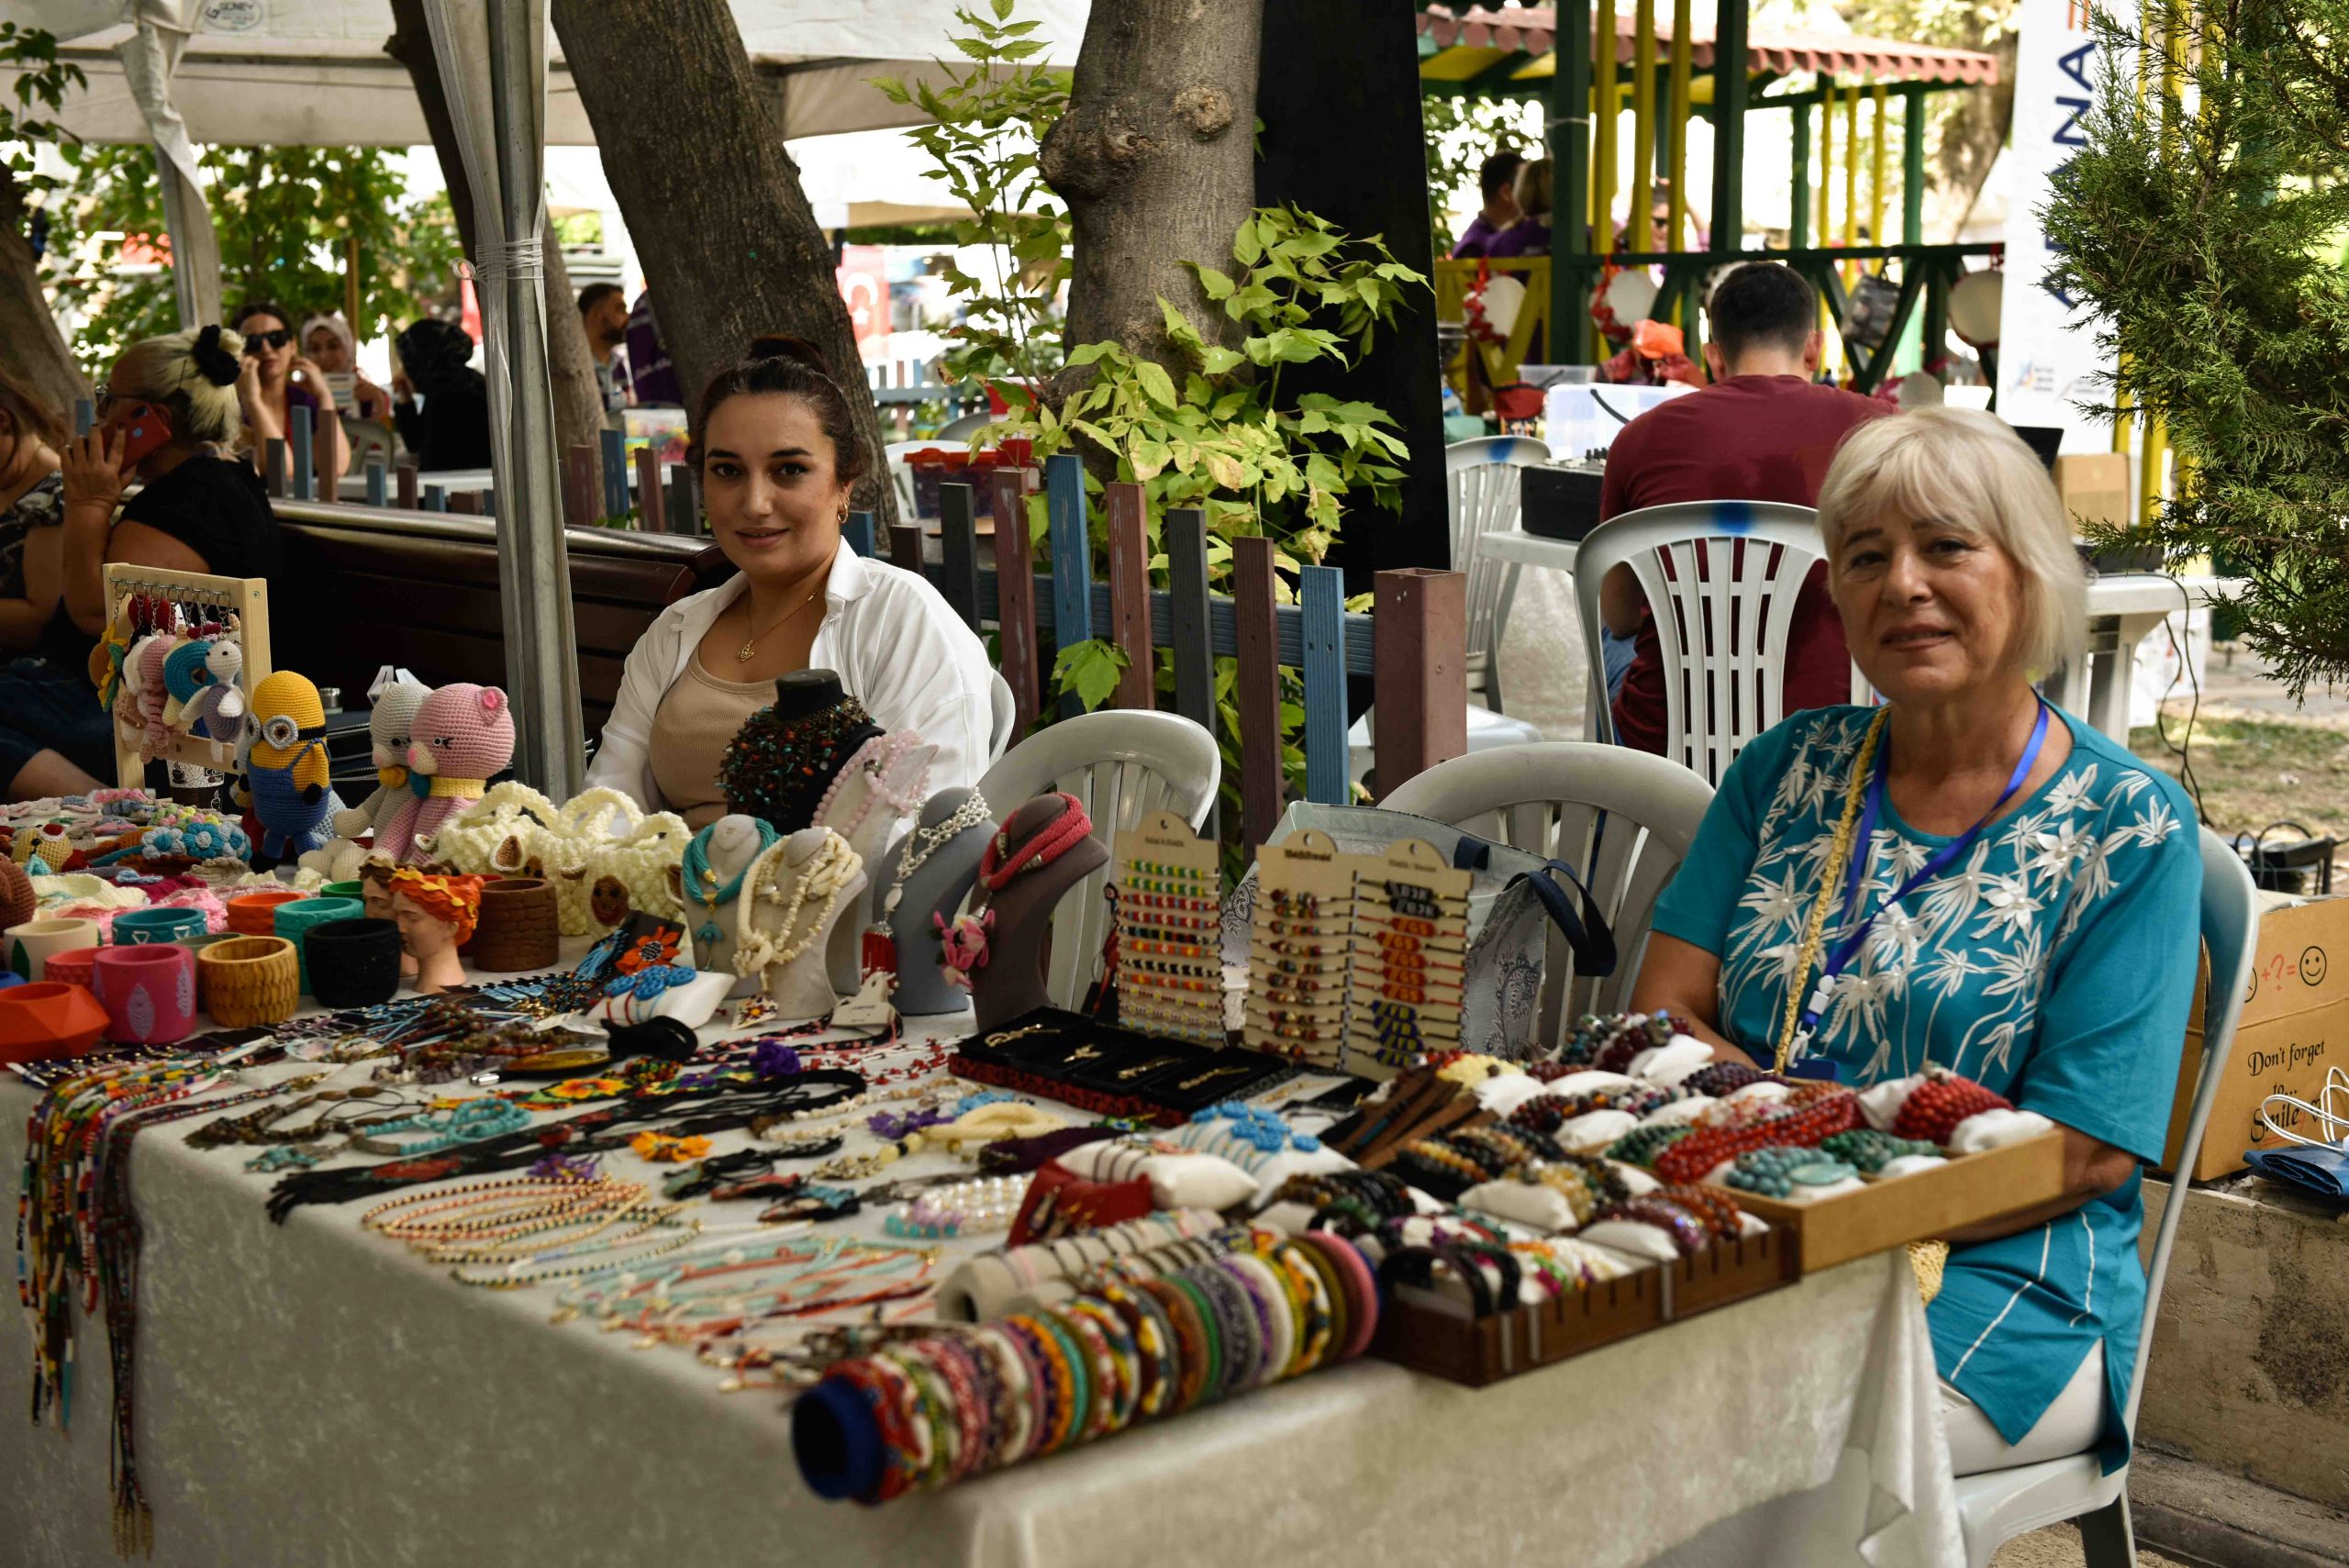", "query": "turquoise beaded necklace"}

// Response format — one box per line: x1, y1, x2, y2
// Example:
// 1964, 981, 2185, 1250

682, 818, 783, 946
